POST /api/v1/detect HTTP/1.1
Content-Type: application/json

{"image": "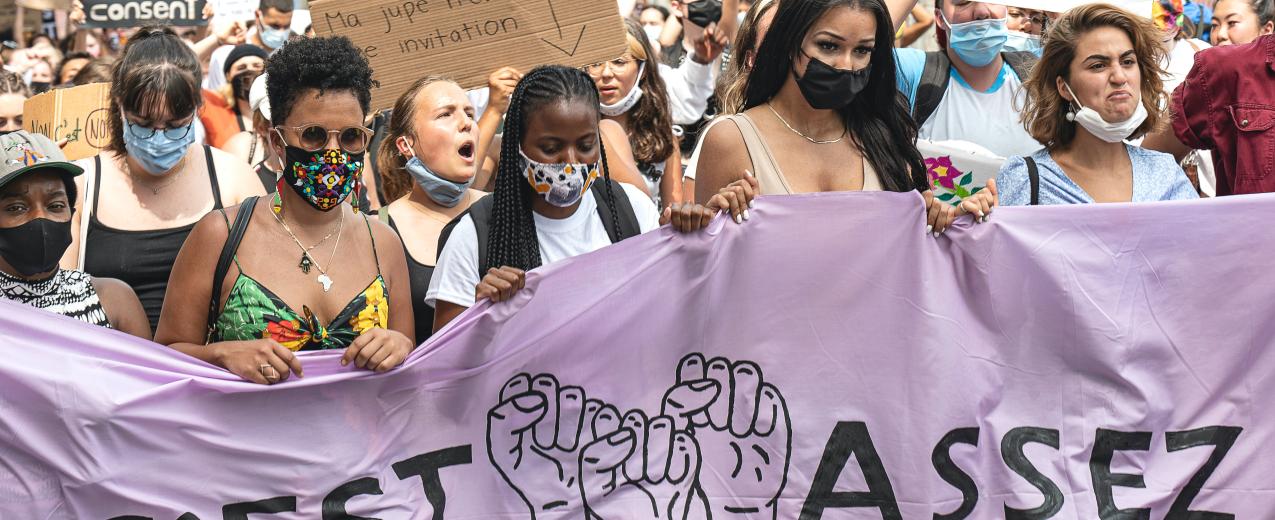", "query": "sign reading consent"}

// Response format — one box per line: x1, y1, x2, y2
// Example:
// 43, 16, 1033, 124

22, 82, 112, 161
1, 193, 1272, 517
308, 0, 628, 111
81, 0, 208, 28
